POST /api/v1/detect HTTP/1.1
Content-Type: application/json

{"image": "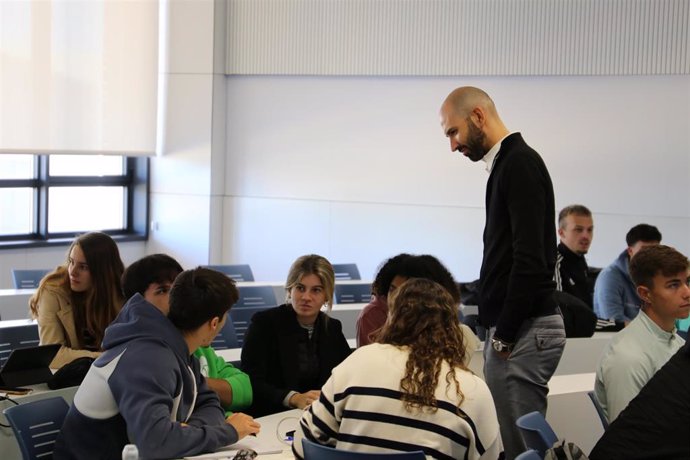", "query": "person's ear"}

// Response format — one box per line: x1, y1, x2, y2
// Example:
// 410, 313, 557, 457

470, 107, 486, 127
209, 316, 221, 330
637, 285, 651, 304
557, 227, 565, 238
